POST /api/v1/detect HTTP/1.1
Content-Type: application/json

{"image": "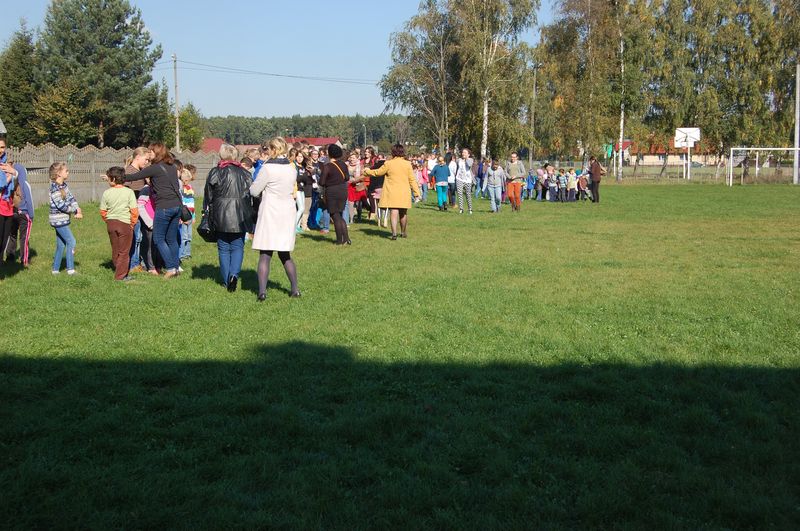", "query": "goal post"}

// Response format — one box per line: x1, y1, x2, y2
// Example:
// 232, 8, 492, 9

727, 147, 800, 186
